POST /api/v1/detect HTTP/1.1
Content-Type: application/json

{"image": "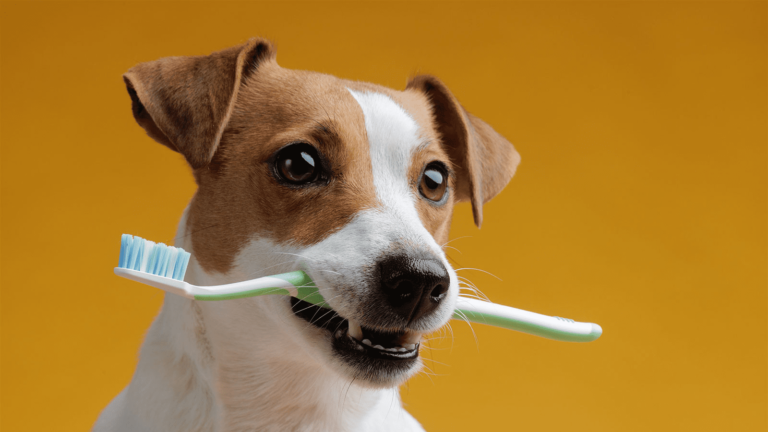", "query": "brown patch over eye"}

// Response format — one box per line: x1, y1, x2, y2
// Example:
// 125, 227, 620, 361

419, 163, 448, 203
